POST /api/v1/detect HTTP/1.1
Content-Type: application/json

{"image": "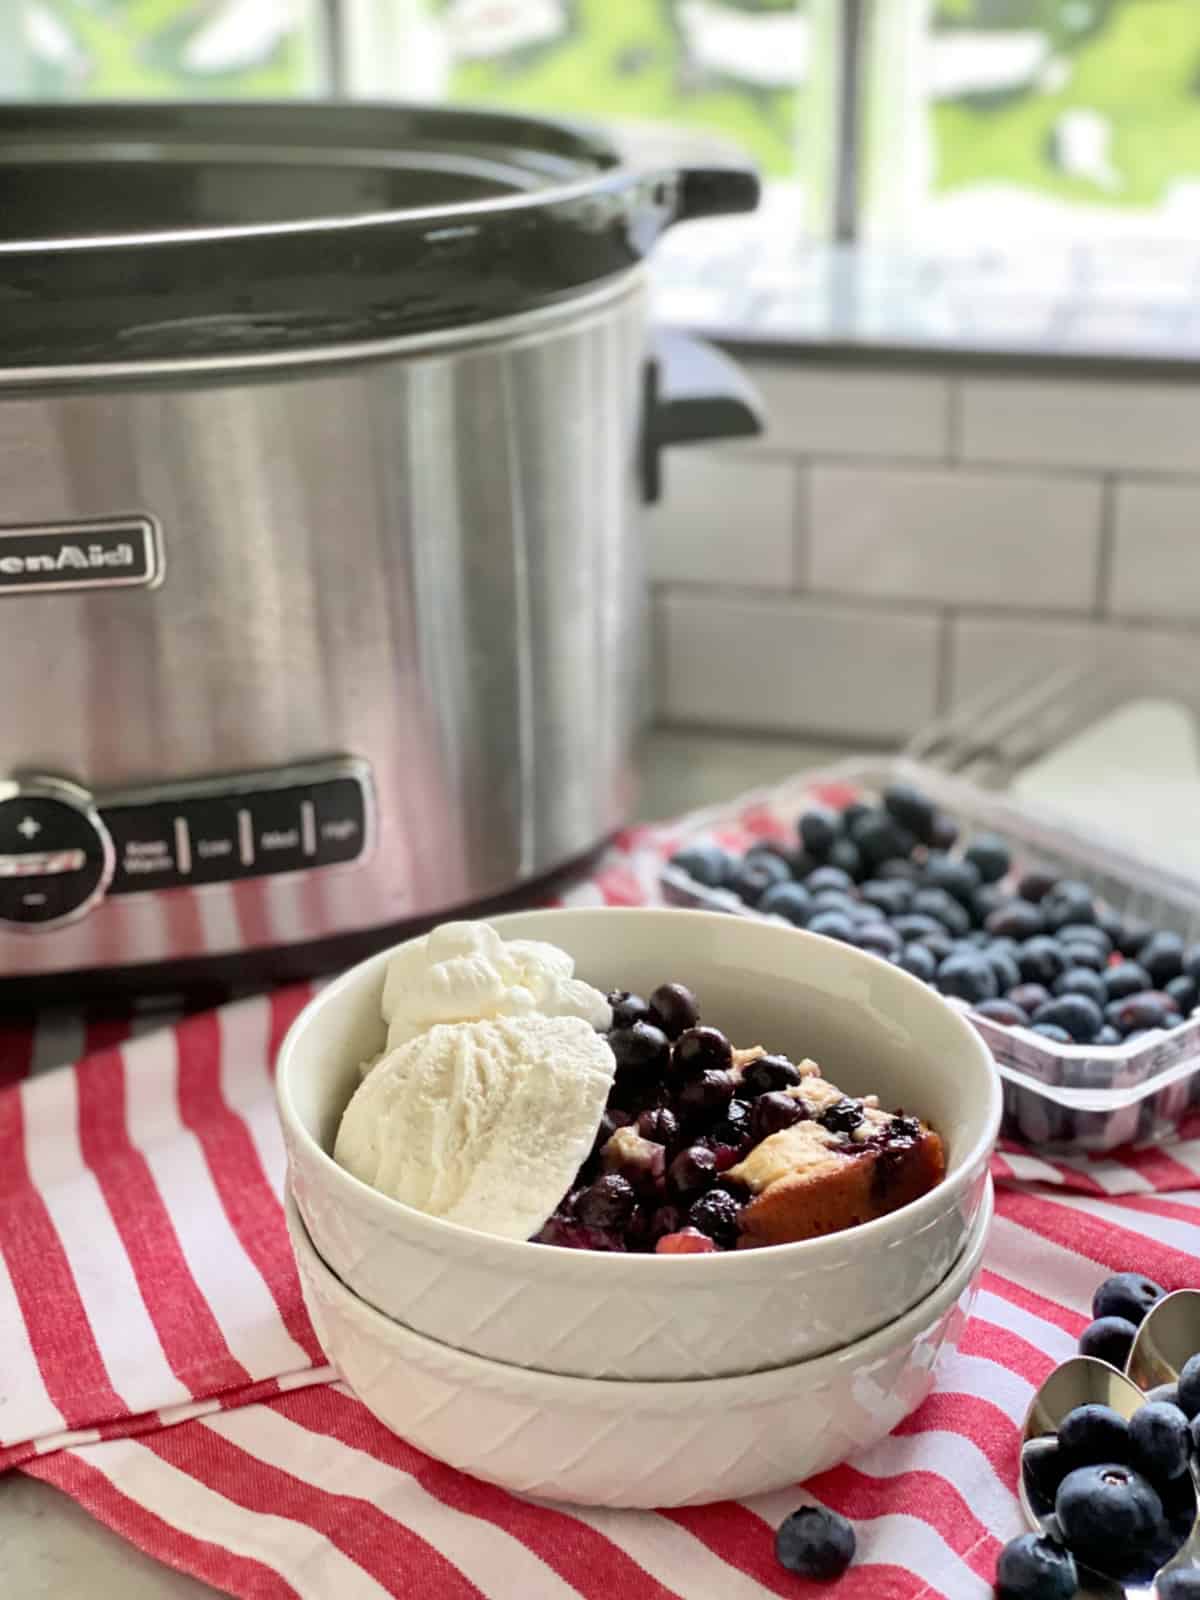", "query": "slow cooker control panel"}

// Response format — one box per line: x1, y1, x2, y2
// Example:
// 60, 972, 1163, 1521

0, 761, 371, 931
